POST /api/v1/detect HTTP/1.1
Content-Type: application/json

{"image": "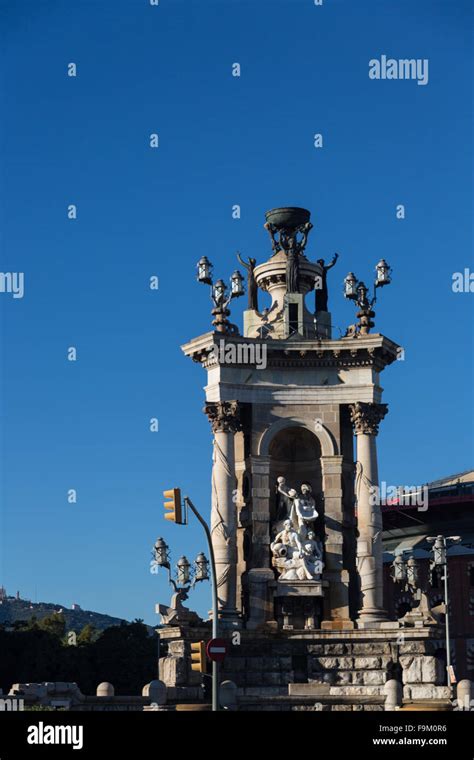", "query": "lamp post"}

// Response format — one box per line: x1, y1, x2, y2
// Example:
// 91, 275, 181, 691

343, 259, 392, 334
151, 538, 210, 694
182, 496, 220, 713
426, 534, 462, 690
154, 492, 220, 711
197, 257, 244, 333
